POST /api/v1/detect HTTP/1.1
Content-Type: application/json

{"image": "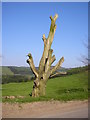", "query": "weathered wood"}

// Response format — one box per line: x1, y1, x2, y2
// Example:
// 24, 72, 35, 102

50, 57, 64, 75
42, 34, 47, 45
50, 71, 67, 78
50, 55, 56, 65
27, 14, 64, 97
38, 14, 58, 74
27, 53, 39, 78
